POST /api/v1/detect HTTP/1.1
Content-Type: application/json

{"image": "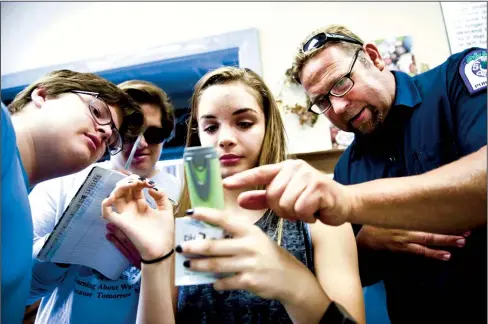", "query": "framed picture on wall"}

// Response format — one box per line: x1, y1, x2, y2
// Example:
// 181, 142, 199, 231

374, 35, 430, 76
